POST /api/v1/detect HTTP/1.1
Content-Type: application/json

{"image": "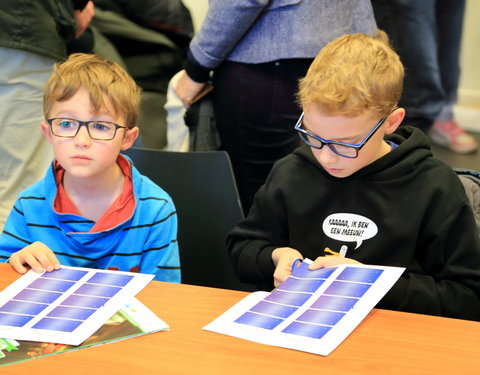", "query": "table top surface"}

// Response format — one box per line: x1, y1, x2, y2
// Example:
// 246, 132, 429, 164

0, 263, 479, 375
